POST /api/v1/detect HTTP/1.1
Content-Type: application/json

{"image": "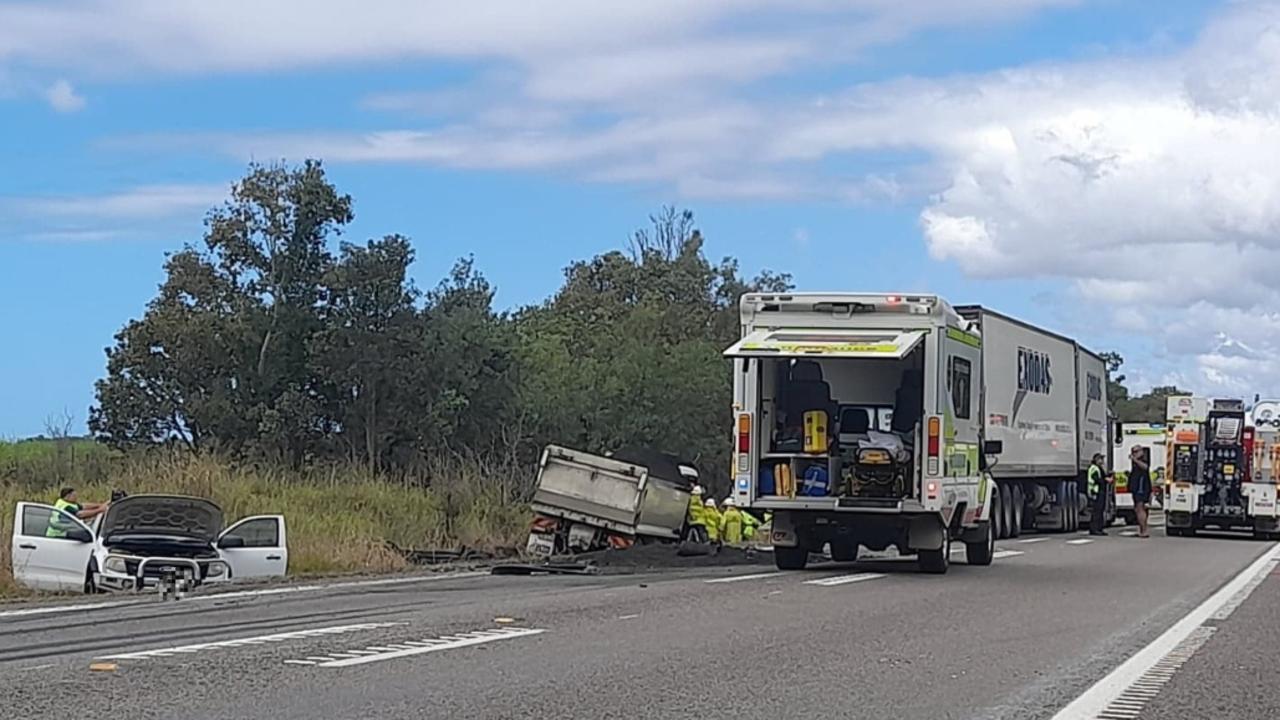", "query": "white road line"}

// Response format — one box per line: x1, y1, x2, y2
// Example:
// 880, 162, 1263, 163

0, 572, 489, 621
1066, 539, 1095, 545
704, 572, 786, 584
1018, 537, 1051, 544
0, 600, 135, 619
1120, 530, 1138, 537
308, 627, 546, 668
993, 550, 1025, 559
1051, 542, 1280, 720
97, 622, 402, 661
803, 573, 886, 587
617, 614, 640, 620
